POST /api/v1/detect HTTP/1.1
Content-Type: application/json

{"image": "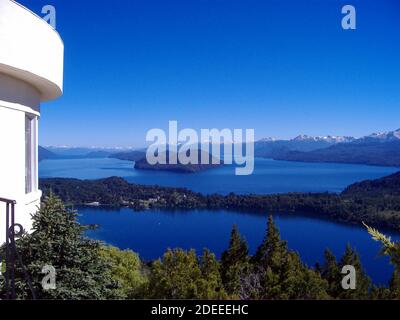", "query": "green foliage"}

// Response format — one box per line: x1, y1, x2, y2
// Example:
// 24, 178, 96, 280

250, 216, 329, 299
221, 225, 250, 297
100, 246, 147, 298
319, 245, 372, 299
338, 245, 371, 299
318, 249, 342, 297
197, 249, 228, 299
364, 223, 400, 299
1, 192, 399, 300
253, 216, 286, 268
147, 248, 226, 299
0, 193, 121, 300
40, 174, 400, 230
